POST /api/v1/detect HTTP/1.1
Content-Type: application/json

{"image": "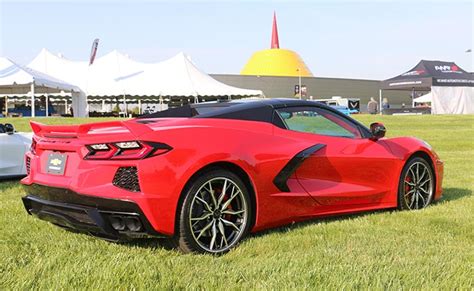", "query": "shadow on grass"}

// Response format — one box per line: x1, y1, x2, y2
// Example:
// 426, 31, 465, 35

92, 187, 474, 252
437, 187, 472, 203
252, 187, 472, 238
250, 209, 387, 239
0, 178, 24, 192
0, 175, 25, 182
121, 237, 178, 251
